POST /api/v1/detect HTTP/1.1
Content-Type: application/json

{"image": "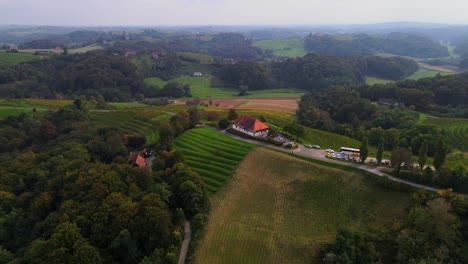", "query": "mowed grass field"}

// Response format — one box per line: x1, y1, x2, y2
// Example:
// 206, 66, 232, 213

253, 39, 307, 57
424, 117, 468, 152
144, 76, 304, 98
194, 148, 413, 263
0, 51, 39, 67
406, 69, 452, 80
173, 128, 255, 193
